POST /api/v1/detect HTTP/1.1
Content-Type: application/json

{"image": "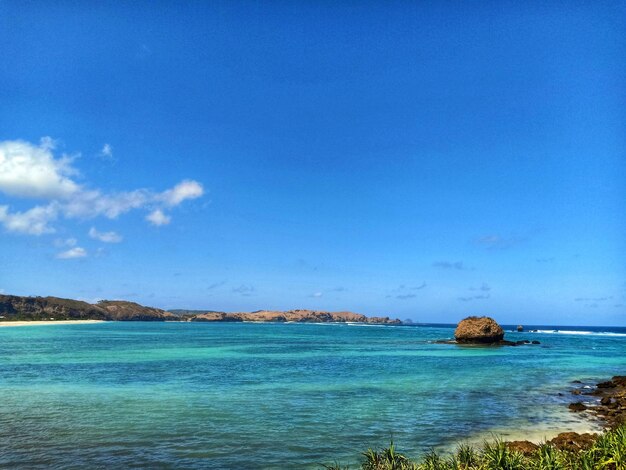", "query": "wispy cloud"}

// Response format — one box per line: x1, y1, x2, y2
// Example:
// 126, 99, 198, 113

458, 284, 491, 301
309, 292, 323, 298
476, 235, 525, 249
56, 247, 87, 259
574, 296, 613, 308
458, 294, 490, 302
207, 281, 226, 290
0, 138, 203, 236
393, 282, 427, 291
329, 286, 347, 292
99, 144, 114, 161
146, 209, 171, 226
574, 296, 612, 302
387, 282, 427, 300
232, 284, 255, 296
433, 261, 466, 270
0, 204, 58, 235
470, 283, 491, 292
53, 237, 77, 248
89, 227, 122, 243
536, 257, 555, 263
